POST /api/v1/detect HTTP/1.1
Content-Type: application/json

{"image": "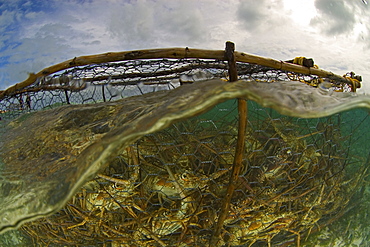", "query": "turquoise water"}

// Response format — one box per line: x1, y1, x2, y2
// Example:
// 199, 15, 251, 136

200, 100, 370, 246
0, 99, 369, 246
